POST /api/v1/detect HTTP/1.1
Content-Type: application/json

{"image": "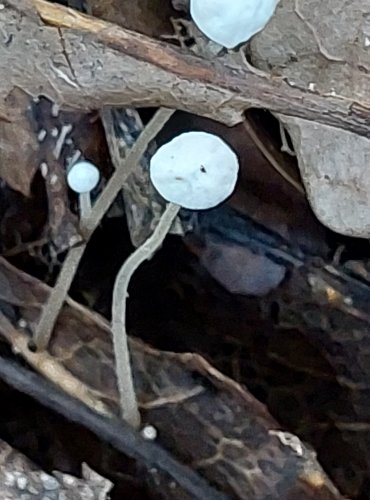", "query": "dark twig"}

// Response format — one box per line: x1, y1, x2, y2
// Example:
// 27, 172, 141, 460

0, 356, 229, 500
